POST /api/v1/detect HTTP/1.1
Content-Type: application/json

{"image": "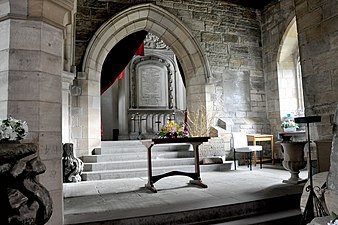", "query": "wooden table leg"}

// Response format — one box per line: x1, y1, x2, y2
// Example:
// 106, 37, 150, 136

253, 138, 257, 166
271, 136, 275, 165
145, 144, 157, 193
189, 143, 208, 188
